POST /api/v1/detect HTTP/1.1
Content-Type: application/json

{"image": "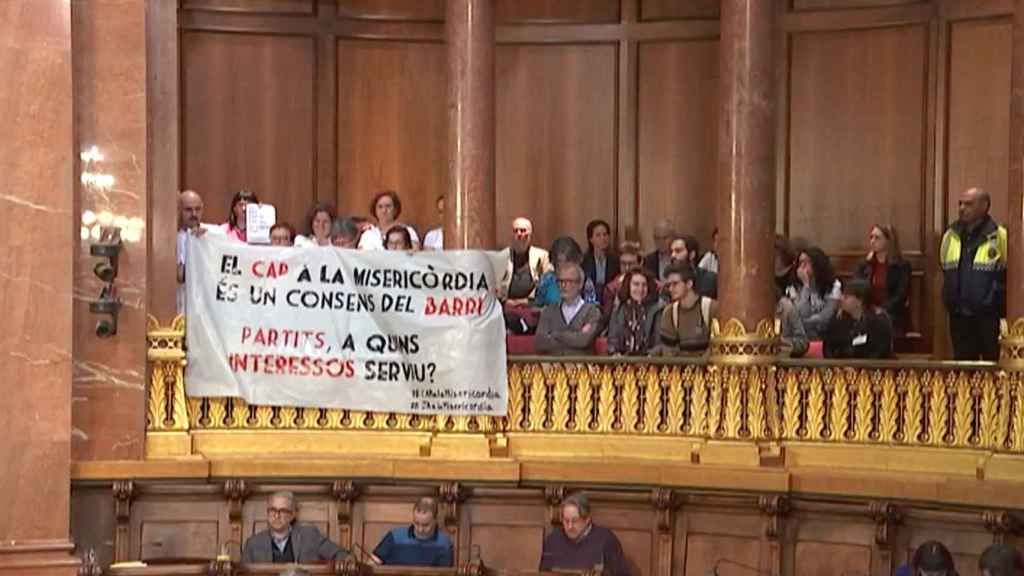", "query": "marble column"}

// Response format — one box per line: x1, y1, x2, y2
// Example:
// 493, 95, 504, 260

445, 0, 496, 249
712, 0, 778, 359
0, 1, 79, 574
71, 0, 148, 460
1004, 0, 1024, 368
